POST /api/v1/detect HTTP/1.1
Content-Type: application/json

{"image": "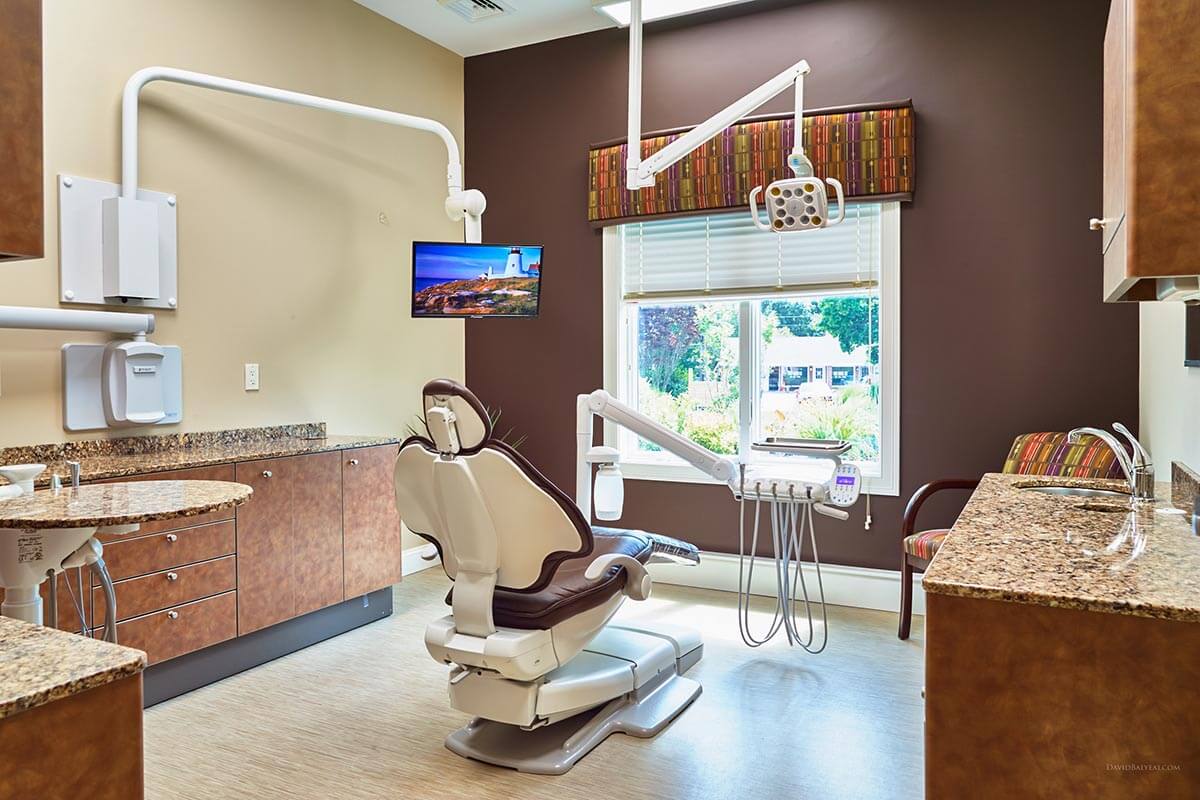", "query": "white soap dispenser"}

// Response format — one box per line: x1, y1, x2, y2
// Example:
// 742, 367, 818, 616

102, 335, 168, 427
